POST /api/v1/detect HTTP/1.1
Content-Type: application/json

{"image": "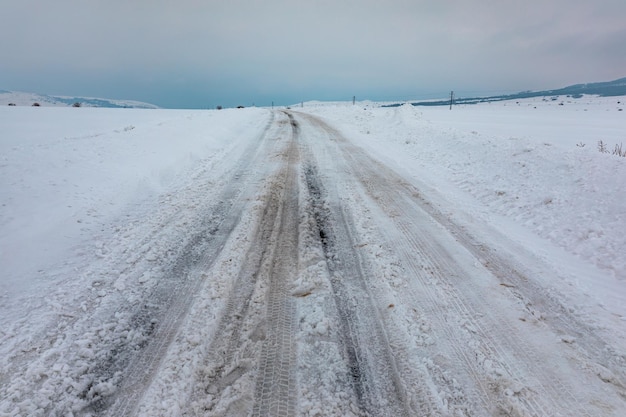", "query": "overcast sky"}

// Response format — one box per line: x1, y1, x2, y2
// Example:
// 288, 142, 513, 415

2, 0, 625, 108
